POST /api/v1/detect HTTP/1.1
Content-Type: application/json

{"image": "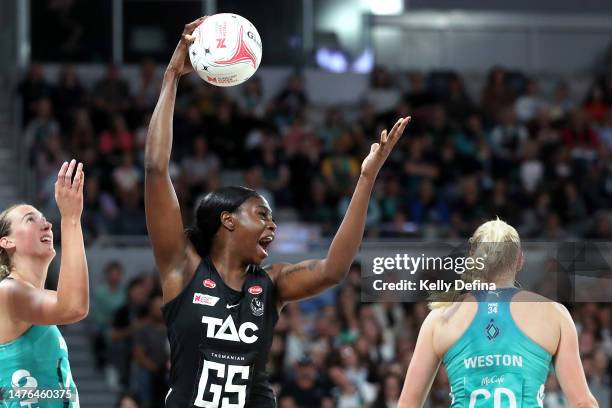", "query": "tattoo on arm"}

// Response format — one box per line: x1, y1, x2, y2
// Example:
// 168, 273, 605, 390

281, 260, 319, 277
